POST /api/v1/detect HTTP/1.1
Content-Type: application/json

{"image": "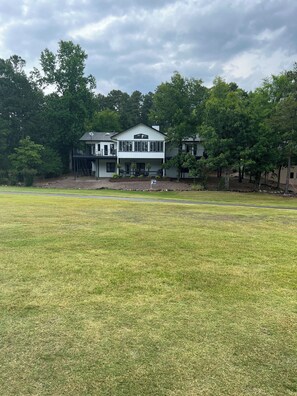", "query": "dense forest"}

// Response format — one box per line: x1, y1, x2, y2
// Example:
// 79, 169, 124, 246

0, 40, 297, 191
